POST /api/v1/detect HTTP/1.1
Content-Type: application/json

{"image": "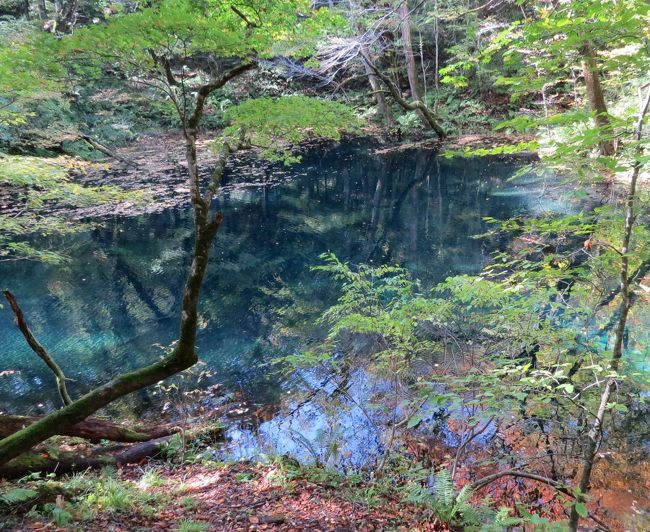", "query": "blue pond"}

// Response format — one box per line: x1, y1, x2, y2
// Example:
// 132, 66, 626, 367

0, 142, 570, 420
